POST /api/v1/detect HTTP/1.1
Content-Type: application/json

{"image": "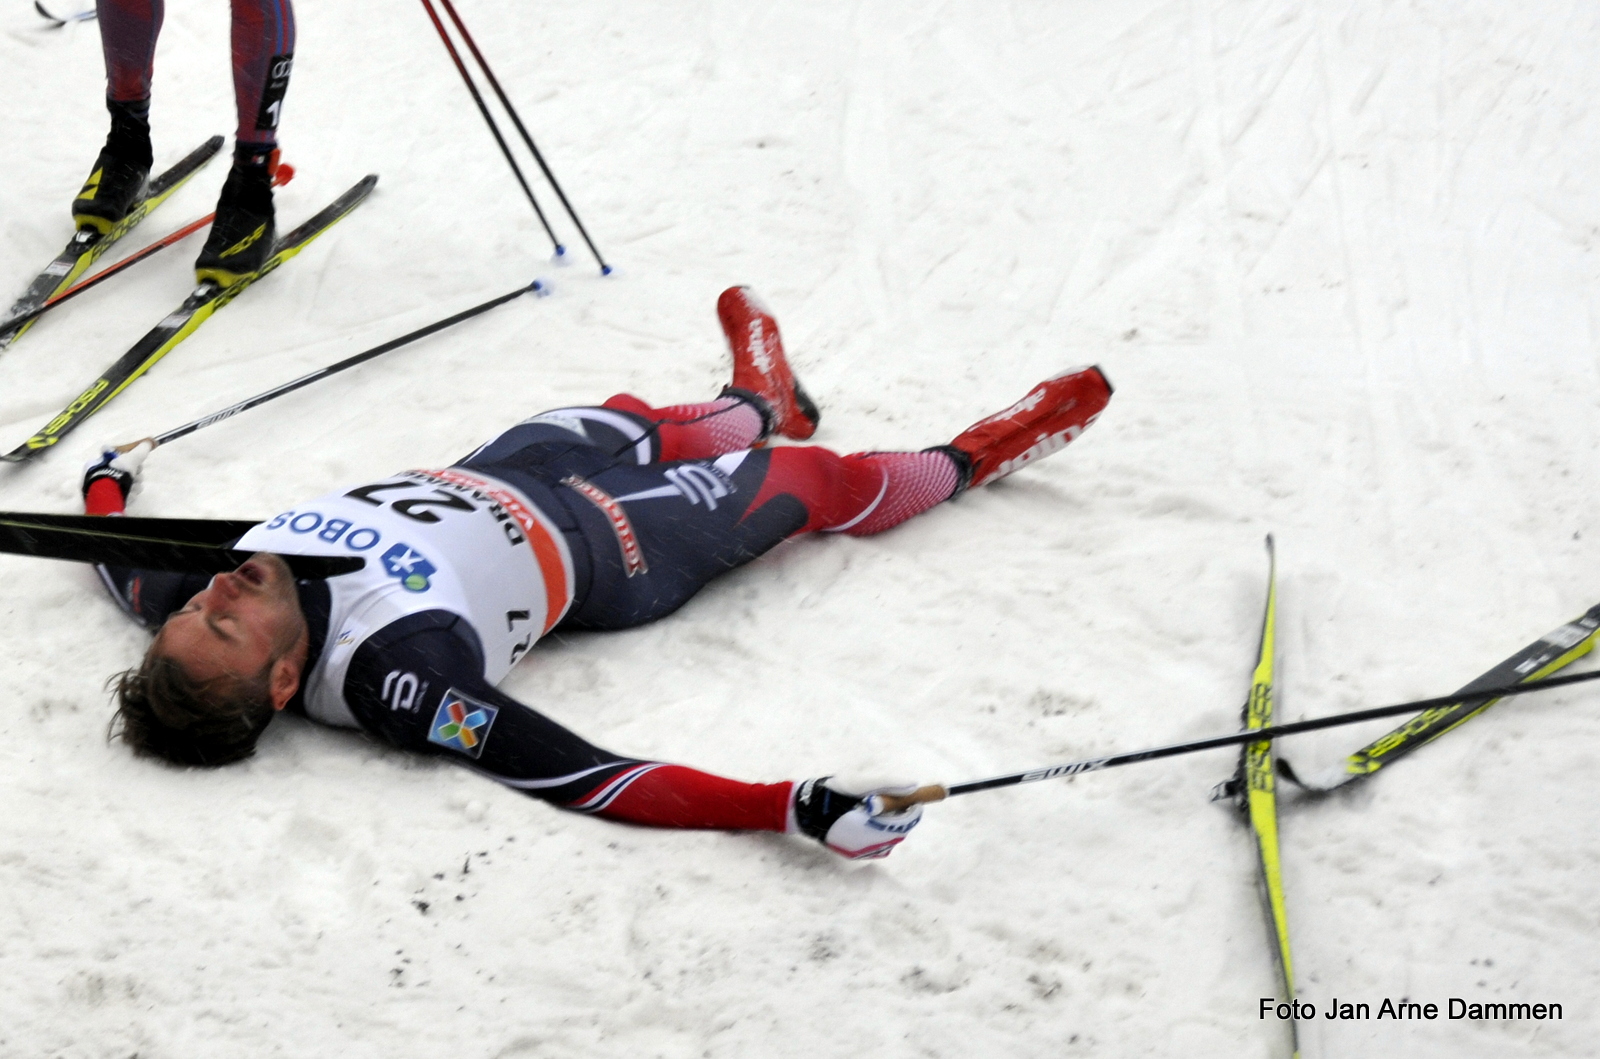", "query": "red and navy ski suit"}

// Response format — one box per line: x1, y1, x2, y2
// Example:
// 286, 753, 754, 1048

91, 395, 959, 833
